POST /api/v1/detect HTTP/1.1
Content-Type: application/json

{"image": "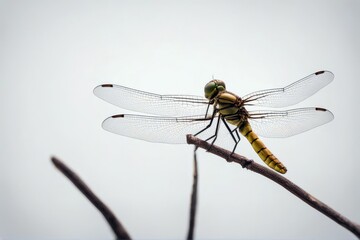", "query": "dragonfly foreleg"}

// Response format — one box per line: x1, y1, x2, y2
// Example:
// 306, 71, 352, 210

194, 108, 218, 137
203, 114, 221, 151
204, 102, 211, 118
